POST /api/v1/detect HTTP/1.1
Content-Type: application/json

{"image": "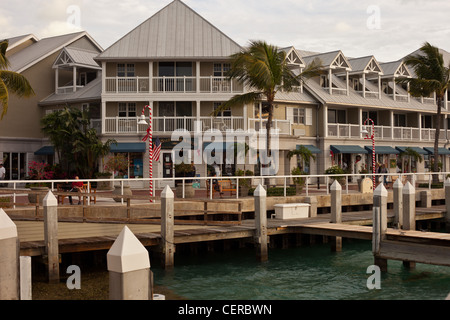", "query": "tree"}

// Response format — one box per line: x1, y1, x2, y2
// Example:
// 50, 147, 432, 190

41, 107, 115, 178
0, 40, 35, 119
397, 42, 450, 182
287, 145, 316, 172
214, 40, 322, 159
